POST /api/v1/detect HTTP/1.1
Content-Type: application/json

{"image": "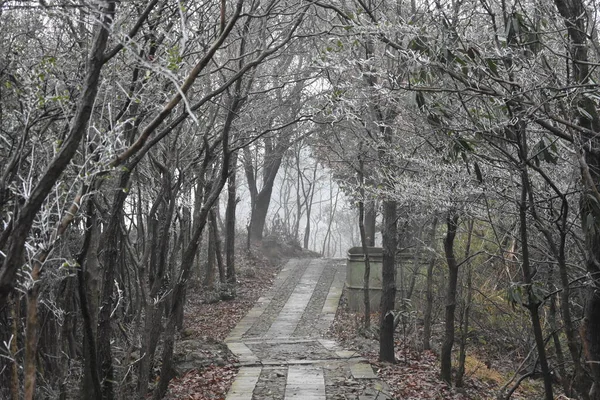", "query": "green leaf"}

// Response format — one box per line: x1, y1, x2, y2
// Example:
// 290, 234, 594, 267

415, 92, 426, 110
409, 36, 429, 55
466, 47, 480, 60
474, 161, 483, 183
454, 54, 466, 66
456, 137, 474, 152
486, 59, 499, 77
